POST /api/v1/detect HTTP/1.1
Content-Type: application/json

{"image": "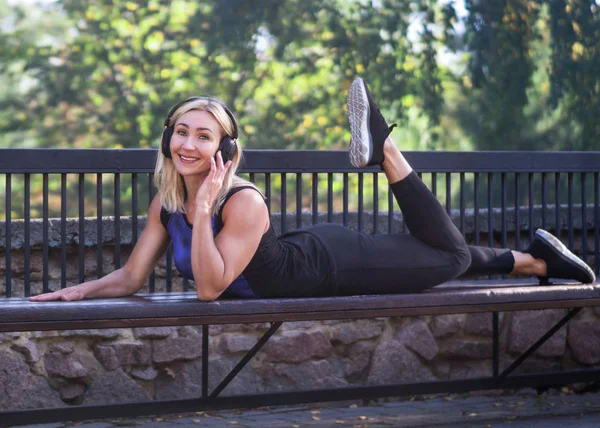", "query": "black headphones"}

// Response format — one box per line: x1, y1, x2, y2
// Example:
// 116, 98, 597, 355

161, 96, 238, 163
